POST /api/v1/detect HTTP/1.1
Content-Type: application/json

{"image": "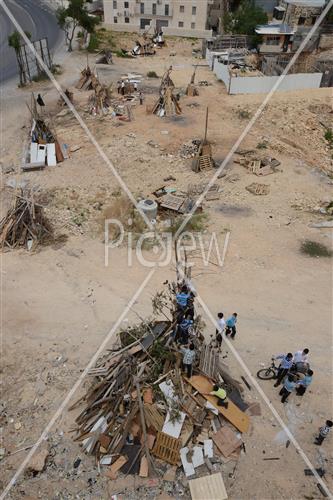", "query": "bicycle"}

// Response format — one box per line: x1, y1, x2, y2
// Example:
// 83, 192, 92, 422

257, 359, 278, 380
